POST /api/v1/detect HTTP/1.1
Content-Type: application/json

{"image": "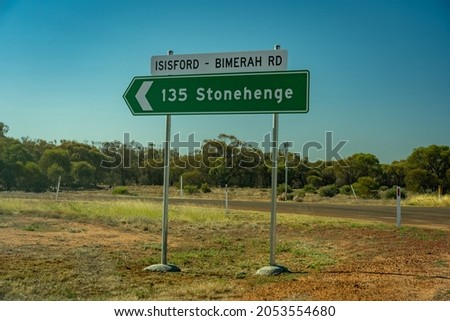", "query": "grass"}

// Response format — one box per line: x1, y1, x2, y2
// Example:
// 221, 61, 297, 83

0, 196, 348, 300
0, 193, 448, 300
0, 197, 232, 224
405, 194, 450, 207
398, 225, 448, 241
